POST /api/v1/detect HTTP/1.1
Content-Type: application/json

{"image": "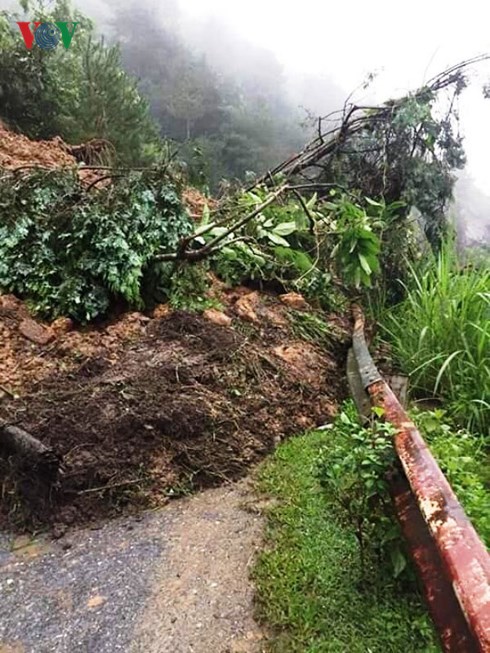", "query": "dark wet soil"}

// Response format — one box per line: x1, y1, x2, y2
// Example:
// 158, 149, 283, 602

1, 303, 349, 533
